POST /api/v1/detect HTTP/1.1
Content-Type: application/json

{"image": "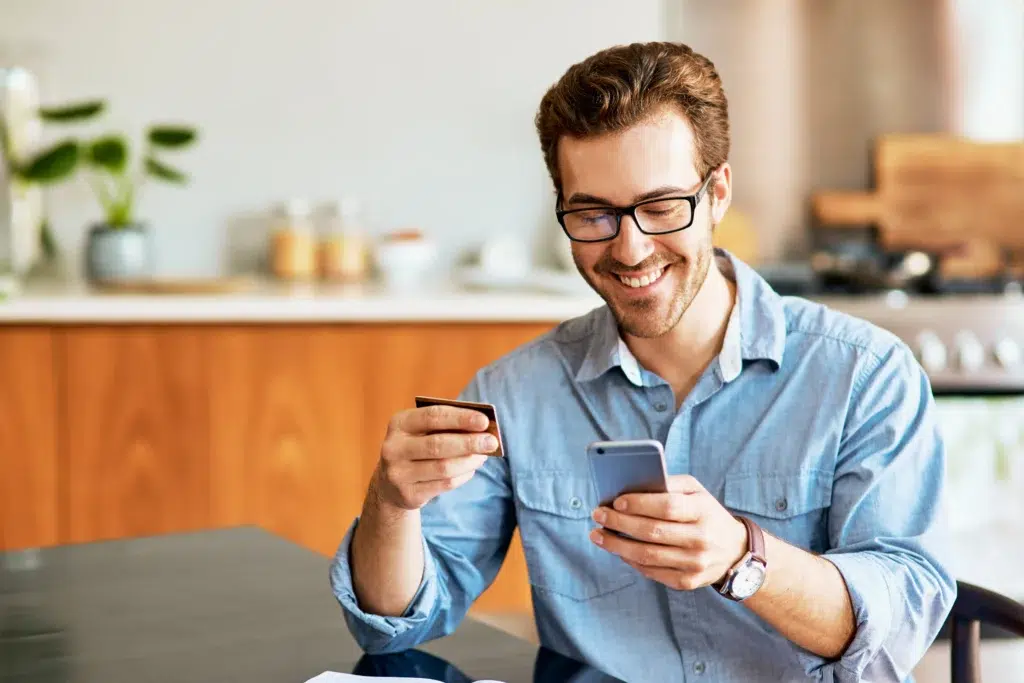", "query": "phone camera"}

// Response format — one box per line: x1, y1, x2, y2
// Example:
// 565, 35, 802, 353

596, 448, 605, 455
